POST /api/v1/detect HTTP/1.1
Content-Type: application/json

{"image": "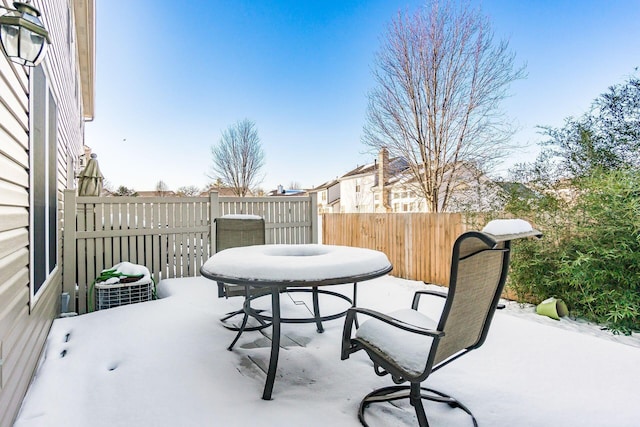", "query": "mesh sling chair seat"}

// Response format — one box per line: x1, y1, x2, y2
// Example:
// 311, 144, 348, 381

214, 216, 271, 348
341, 222, 542, 427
